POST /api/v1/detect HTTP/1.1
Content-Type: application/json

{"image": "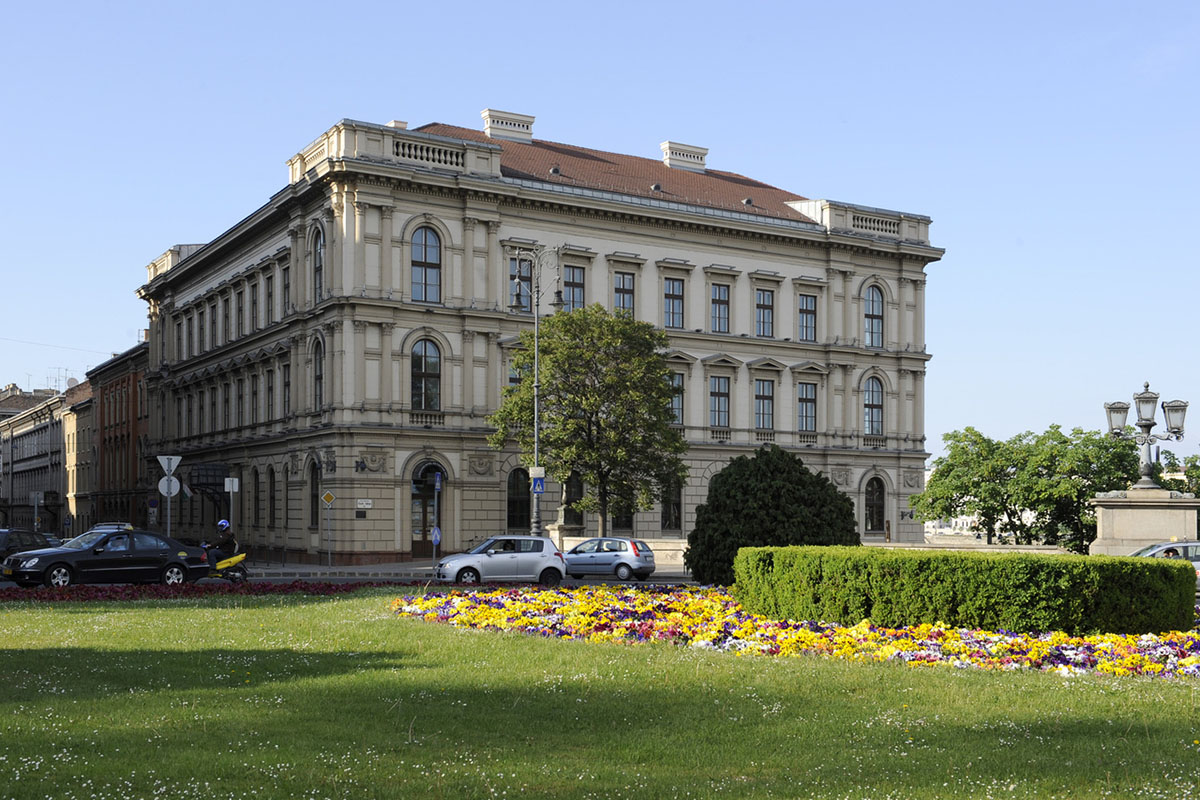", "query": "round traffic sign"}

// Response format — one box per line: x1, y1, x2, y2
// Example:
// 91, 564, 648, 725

158, 476, 181, 498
